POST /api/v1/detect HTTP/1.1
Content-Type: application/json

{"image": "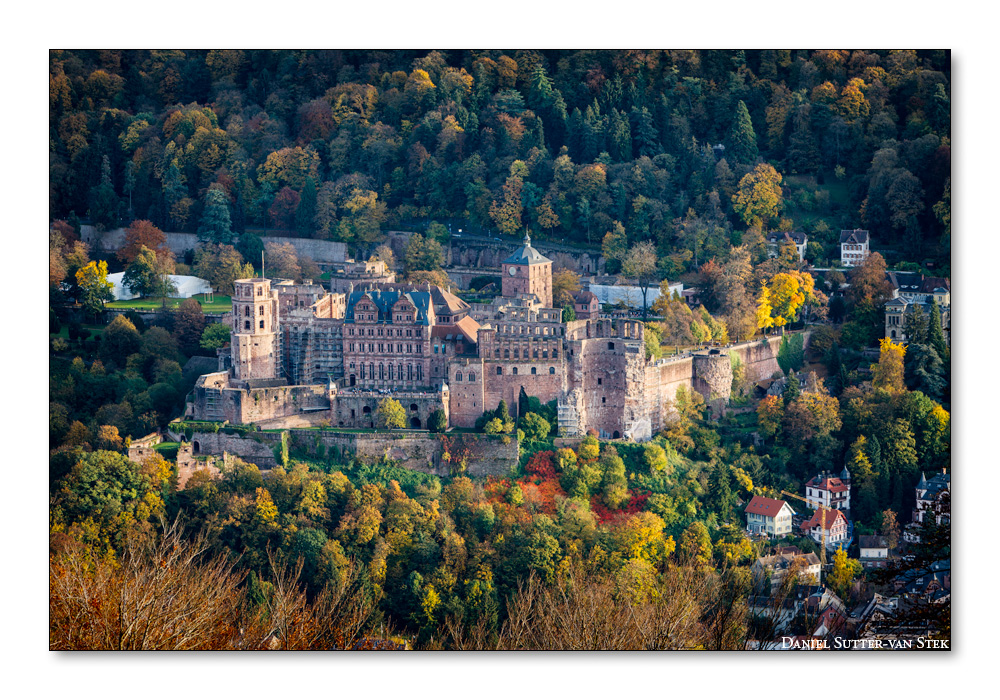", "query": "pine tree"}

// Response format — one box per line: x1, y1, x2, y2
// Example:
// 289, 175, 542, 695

928, 298, 948, 360
295, 176, 318, 237
198, 187, 234, 244
727, 100, 758, 165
